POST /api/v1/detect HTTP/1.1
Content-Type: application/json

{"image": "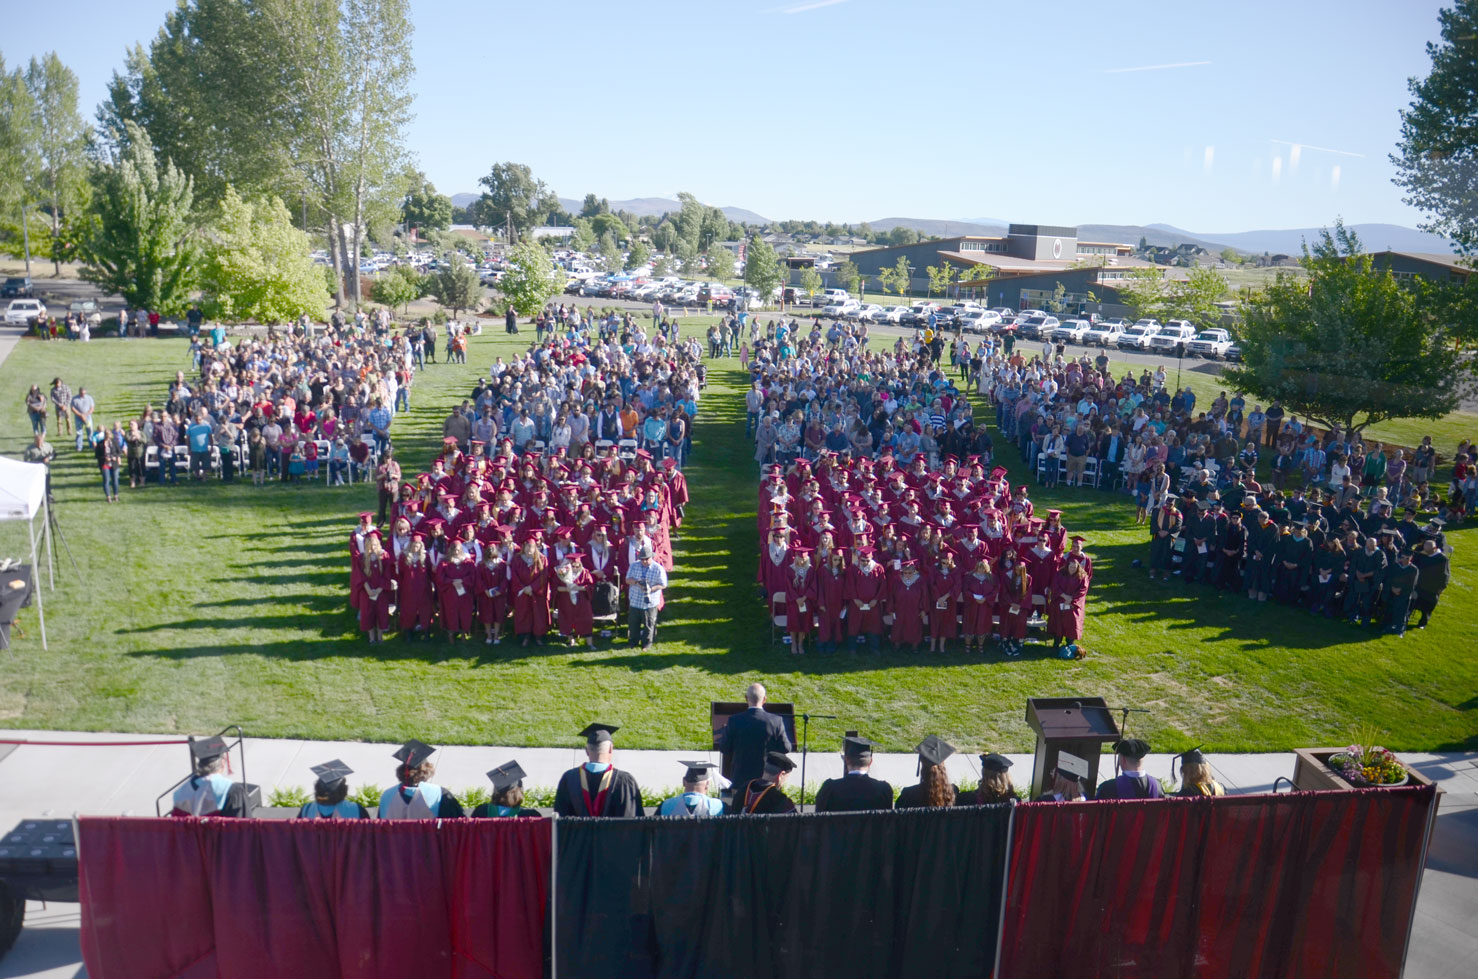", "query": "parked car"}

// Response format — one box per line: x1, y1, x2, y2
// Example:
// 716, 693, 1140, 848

1016, 314, 1059, 340
698, 283, 733, 305
823, 299, 861, 317
1148, 320, 1198, 352
1116, 324, 1162, 350
4, 298, 46, 326
1050, 318, 1093, 343
854, 303, 885, 322
901, 302, 941, 326
817, 288, 850, 307
988, 307, 1015, 318
991, 314, 1019, 335
1, 277, 32, 298
958, 310, 996, 334
1184, 328, 1234, 358
68, 300, 102, 324
1083, 321, 1126, 346
876, 305, 909, 324
1224, 343, 1243, 362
